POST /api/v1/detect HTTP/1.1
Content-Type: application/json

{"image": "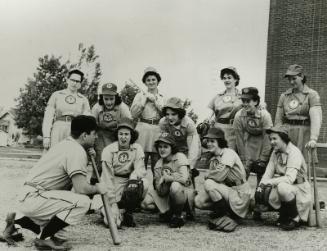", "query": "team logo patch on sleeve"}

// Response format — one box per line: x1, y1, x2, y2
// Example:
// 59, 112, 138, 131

212, 159, 224, 171
118, 152, 129, 163
103, 112, 114, 122
162, 166, 173, 175
288, 99, 299, 110
223, 95, 232, 103
65, 95, 76, 104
